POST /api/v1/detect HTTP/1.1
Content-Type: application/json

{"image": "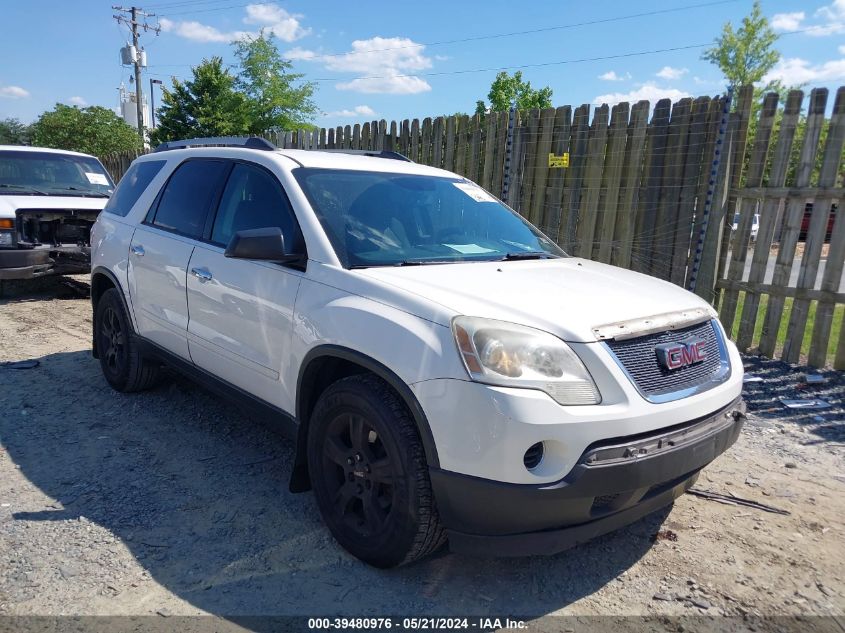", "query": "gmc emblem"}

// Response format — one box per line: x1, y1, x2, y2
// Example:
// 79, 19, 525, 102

655, 338, 707, 370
